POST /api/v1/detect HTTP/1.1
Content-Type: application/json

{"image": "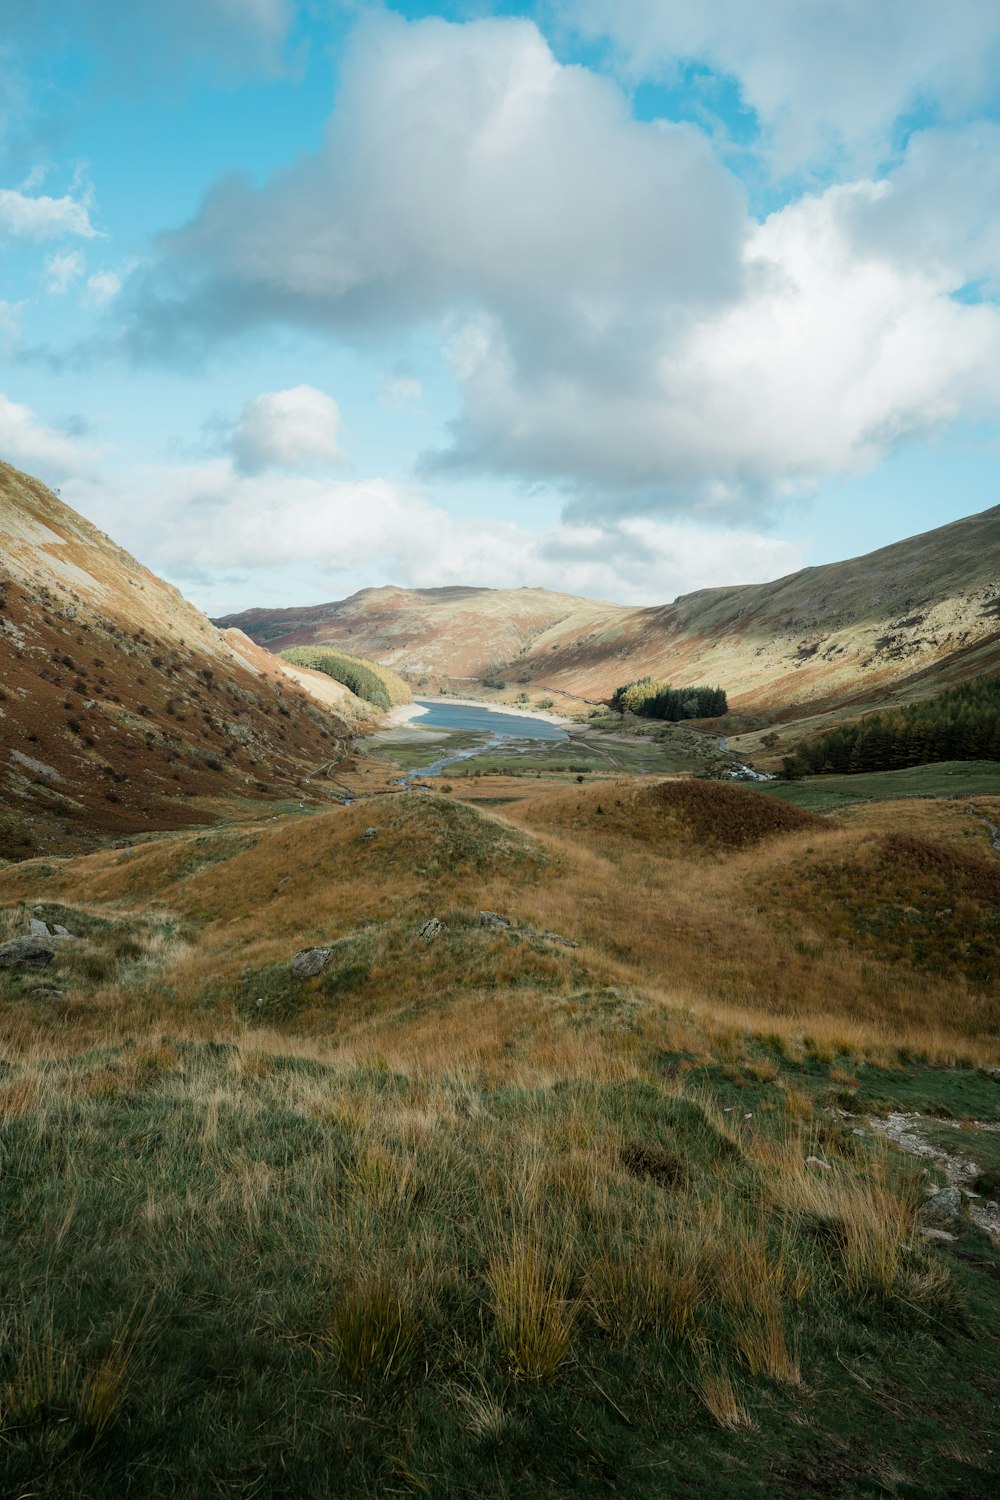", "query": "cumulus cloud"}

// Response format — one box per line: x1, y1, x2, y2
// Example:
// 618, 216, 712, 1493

62, 457, 804, 612
107, 13, 1000, 520
228, 385, 344, 472
0, 392, 101, 479
123, 13, 745, 350
564, 0, 1000, 172
0, 184, 99, 241
433, 156, 1000, 511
